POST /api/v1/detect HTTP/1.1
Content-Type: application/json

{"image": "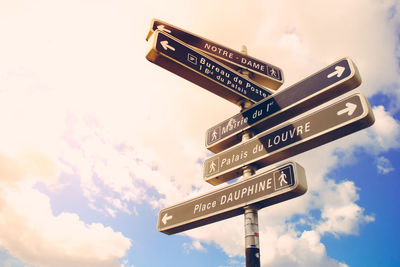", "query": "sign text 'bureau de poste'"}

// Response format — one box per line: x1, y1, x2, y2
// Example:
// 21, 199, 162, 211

146, 19, 283, 89
146, 30, 275, 105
